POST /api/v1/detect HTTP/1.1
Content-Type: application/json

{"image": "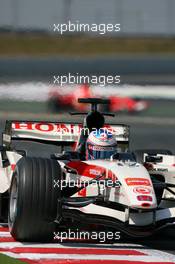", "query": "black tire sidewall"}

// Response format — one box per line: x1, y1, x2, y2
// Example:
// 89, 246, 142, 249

8, 157, 62, 242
